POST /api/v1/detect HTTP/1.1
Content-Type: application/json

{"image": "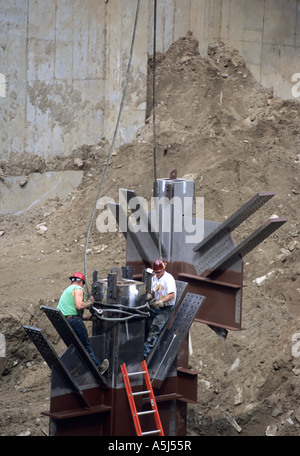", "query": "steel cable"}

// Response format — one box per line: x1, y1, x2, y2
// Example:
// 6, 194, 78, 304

152, 0, 162, 258
84, 0, 141, 297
